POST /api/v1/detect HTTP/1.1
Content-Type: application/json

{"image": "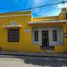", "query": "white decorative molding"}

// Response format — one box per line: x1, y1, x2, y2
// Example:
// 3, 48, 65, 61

29, 20, 67, 24
3, 25, 22, 28
3, 21, 22, 28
